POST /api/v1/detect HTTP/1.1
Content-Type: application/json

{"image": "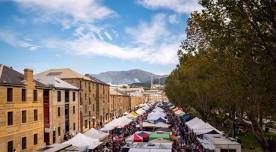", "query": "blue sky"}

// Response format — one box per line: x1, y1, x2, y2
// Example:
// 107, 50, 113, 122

0, 0, 201, 75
